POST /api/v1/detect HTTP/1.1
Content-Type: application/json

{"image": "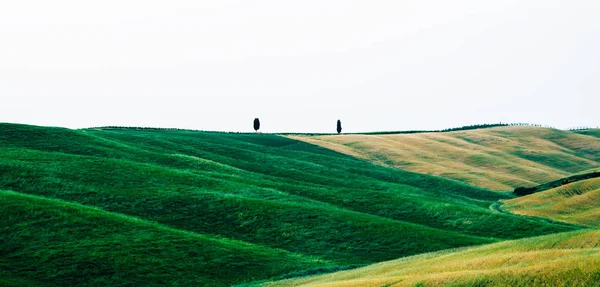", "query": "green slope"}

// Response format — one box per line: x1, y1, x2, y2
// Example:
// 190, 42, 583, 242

0, 190, 323, 287
573, 128, 600, 138
0, 123, 583, 285
0, 143, 496, 265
